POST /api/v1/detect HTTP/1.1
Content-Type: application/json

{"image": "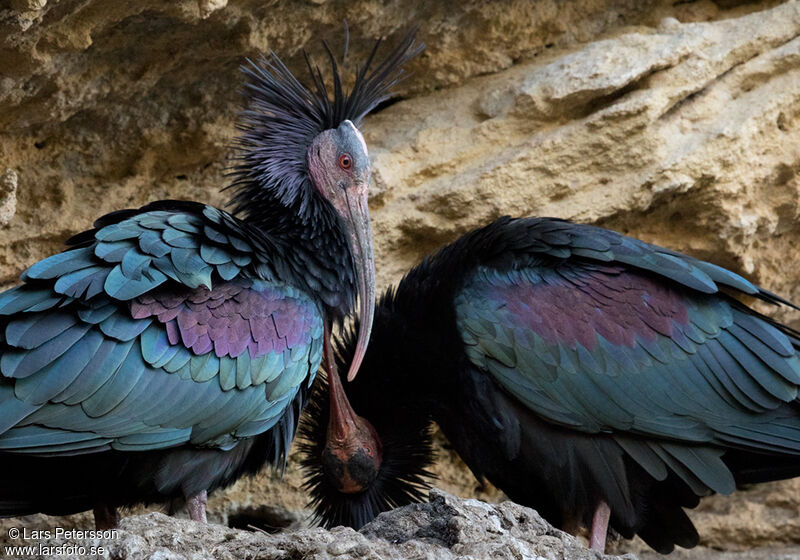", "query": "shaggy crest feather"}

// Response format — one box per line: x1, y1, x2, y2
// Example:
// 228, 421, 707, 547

228, 28, 423, 221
